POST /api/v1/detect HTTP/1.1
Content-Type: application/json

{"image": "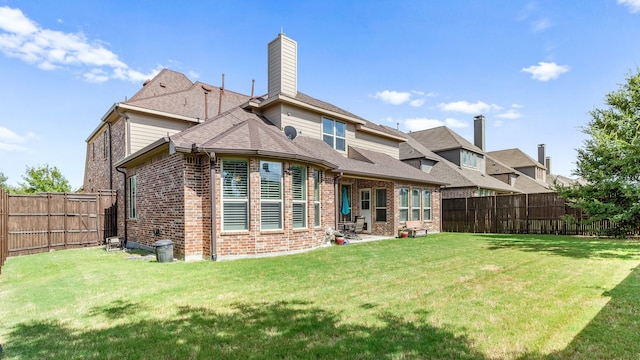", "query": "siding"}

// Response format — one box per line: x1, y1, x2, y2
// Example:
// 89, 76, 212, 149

352, 131, 400, 159
129, 113, 193, 154
279, 104, 322, 139
268, 35, 297, 97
